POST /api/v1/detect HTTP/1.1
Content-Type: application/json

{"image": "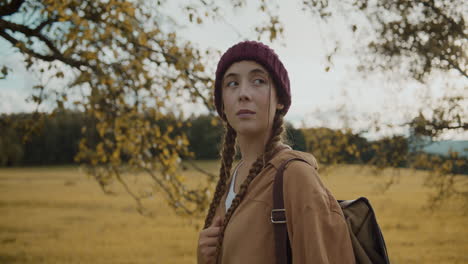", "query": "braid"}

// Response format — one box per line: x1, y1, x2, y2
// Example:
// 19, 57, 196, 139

264, 113, 285, 160
203, 123, 237, 229
214, 113, 286, 259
